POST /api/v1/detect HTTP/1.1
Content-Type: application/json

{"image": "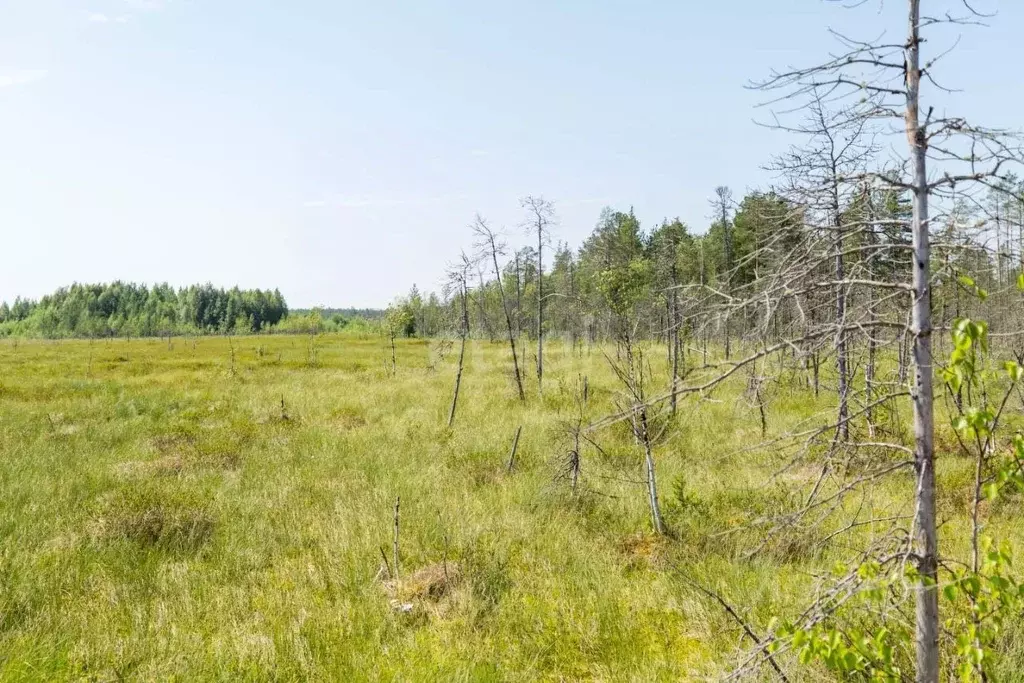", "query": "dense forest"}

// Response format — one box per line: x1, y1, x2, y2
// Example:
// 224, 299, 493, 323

0, 282, 288, 338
